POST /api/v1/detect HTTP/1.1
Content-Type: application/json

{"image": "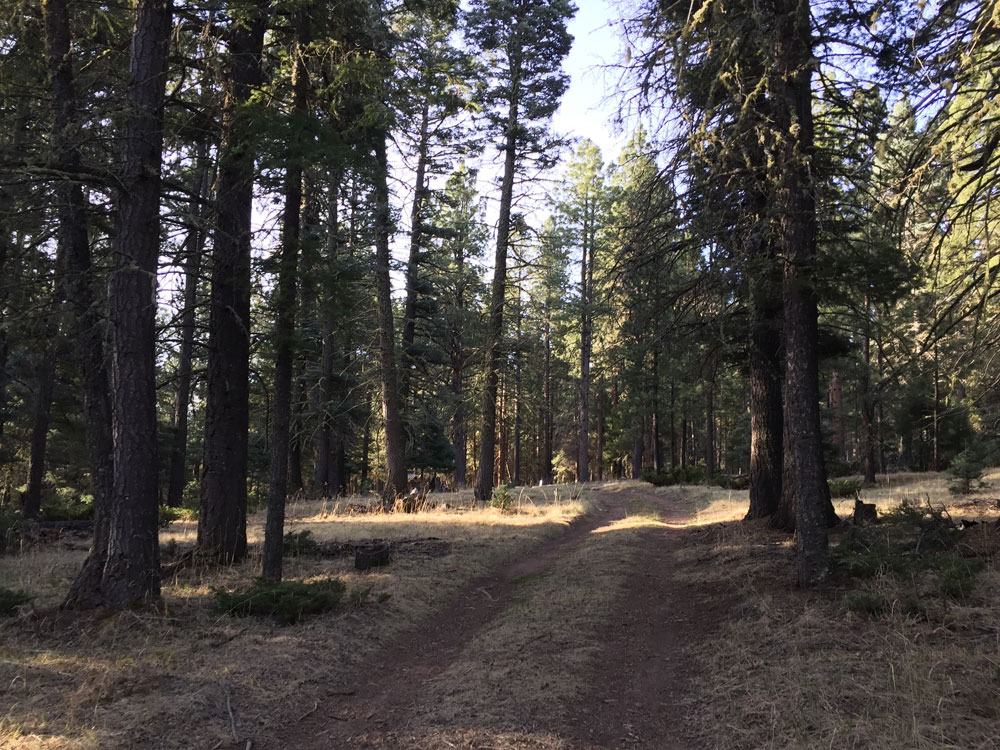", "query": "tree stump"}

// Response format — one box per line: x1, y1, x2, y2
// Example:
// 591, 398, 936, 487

355, 541, 391, 571
852, 499, 878, 526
